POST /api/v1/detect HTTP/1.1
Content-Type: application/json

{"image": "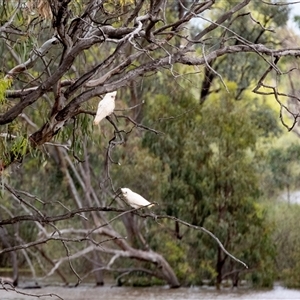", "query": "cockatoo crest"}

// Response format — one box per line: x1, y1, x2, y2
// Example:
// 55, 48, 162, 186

121, 188, 154, 209
93, 91, 117, 125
